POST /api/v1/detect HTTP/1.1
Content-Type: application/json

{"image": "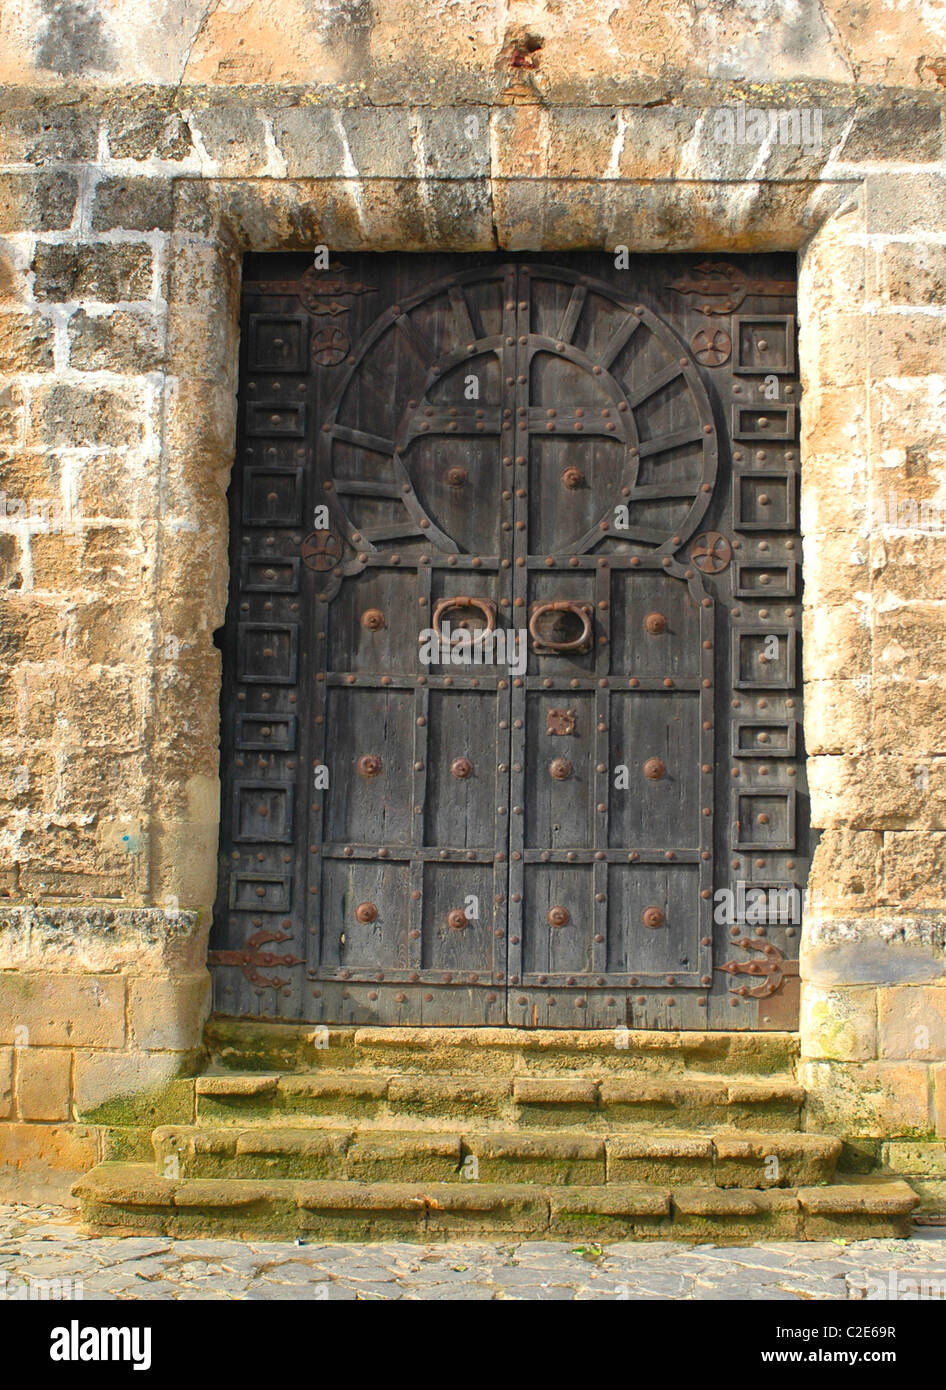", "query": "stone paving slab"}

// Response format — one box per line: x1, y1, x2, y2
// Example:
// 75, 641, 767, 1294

1, 1203, 945, 1301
